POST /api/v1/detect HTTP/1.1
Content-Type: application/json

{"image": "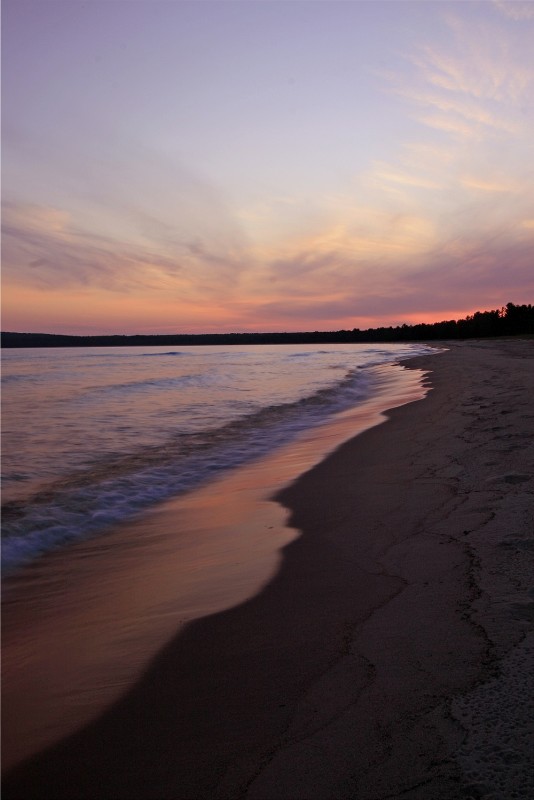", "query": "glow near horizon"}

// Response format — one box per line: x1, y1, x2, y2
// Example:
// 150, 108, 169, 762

2, 0, 534, 335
